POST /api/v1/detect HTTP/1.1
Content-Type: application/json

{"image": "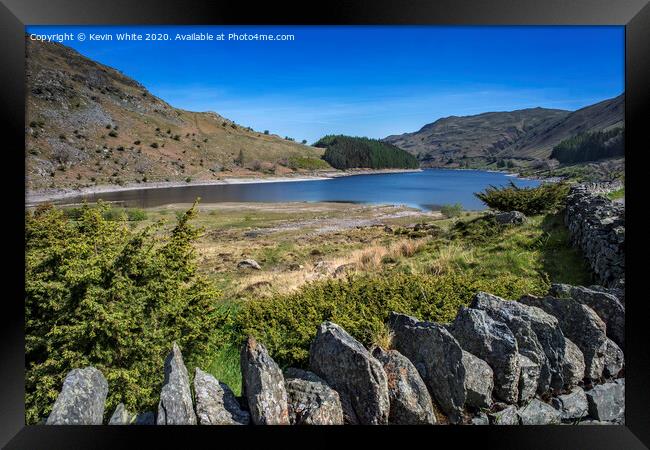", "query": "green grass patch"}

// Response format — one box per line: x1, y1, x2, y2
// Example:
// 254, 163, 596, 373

607, 187, 625, 200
